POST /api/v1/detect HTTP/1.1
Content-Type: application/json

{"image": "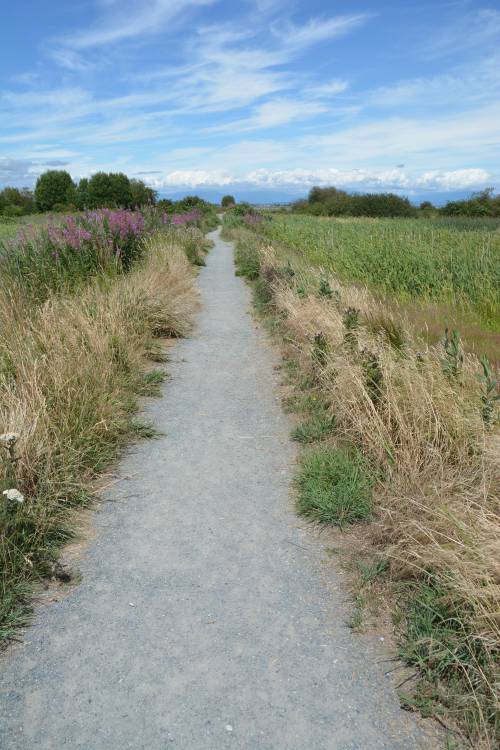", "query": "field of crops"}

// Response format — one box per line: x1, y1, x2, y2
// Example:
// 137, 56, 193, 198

262, 214, 500, 329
